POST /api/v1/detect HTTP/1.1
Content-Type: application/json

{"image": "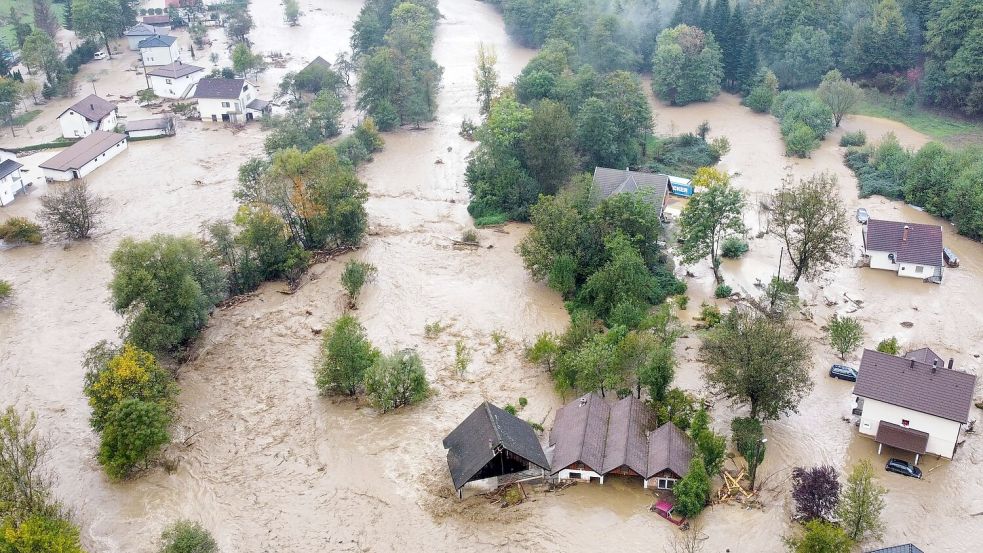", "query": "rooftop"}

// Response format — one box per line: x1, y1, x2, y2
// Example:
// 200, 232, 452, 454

0, 159, 23, 180
138, 35, 177, 48
39, 131, 126, 172
146, 61, 203, 79
865, 219, 943, 267
590, 167, 669, 210
125, 117, 172, 132
60, 94, 116, 123
193, 78, 247, 99
124, 23, 159, 36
